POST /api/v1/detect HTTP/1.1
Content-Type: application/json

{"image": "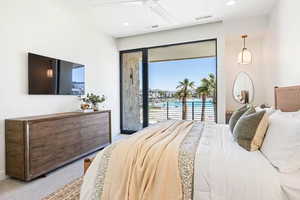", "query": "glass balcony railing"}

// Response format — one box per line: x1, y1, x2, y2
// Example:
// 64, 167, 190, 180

148, 101, 216, 124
